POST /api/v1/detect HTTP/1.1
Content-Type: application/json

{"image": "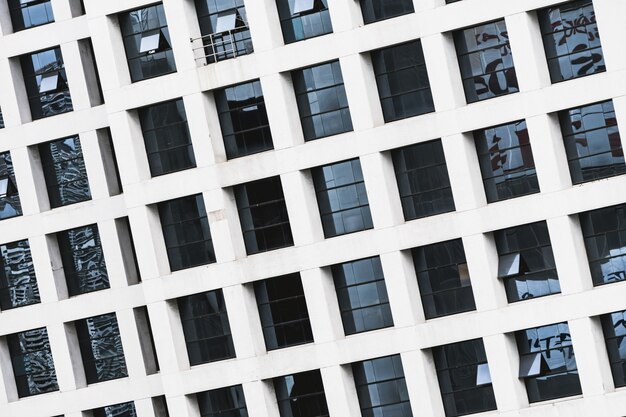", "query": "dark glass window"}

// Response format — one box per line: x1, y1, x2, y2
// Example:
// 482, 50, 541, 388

454, 19, 518, 103
412, 239, 476, 319
392, 140, 455, 221
276, 0, 332, 44
7, 327, 58, 397
234, 176, 294, 255
178, 289, 235, 366
0, 151, 22, 220
39, 135, 91, 208
311, 159, 373, 238
214, 79, 273, 159
93, 402, 137, 417
20, 46, 73, 120
254, 273, 313, 350
158, 194, 215, 271
446, 0, 462, 3
138, 98, 196, 177
76, 313, 128, 384
601, 310, 626, 387
516, 322, 581, 403
538, 0, 604, 83
495, 221, 560, 302
194, 0, 253, 63
8, 0, 54, 31
474, 120, 539, 202
559, 100, 625, 184
371, 40, 434, 122
332, 256, 393, 335
432, 339, 496, 417
119, 4, 176, 82
352, 355, 413, 417
57, 223, 108, 296
580, 203, 626, 286
197, 385, 248, 417
292, 61, 353, 141
360, 0, 414, 24
0, 239, 40, 310
274, 370, 329, 417
0, 108, 4, 128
